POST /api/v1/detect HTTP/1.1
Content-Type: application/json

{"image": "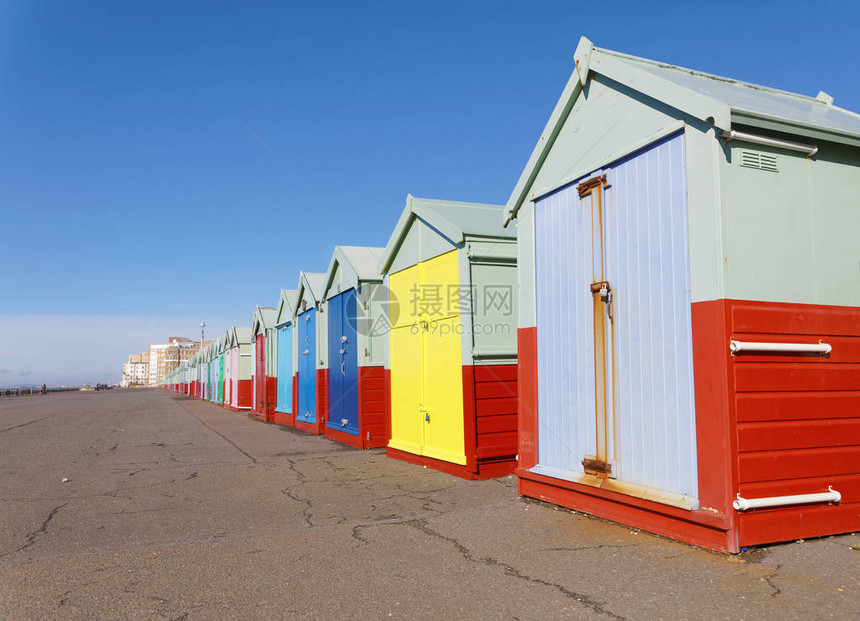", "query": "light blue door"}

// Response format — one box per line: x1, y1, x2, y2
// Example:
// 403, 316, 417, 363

533, 133, 698, 500
276, 324, 293, 413
297, 309, 317, 423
